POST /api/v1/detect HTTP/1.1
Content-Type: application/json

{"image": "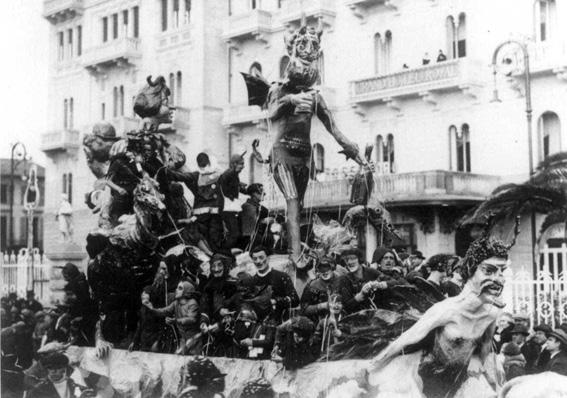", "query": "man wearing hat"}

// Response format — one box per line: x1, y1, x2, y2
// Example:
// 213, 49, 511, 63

300, 257, 341, 323
525, 323, 551, 374
509, 323, 543, 375
544, 328, 567, 376
28, 352, 94, 398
